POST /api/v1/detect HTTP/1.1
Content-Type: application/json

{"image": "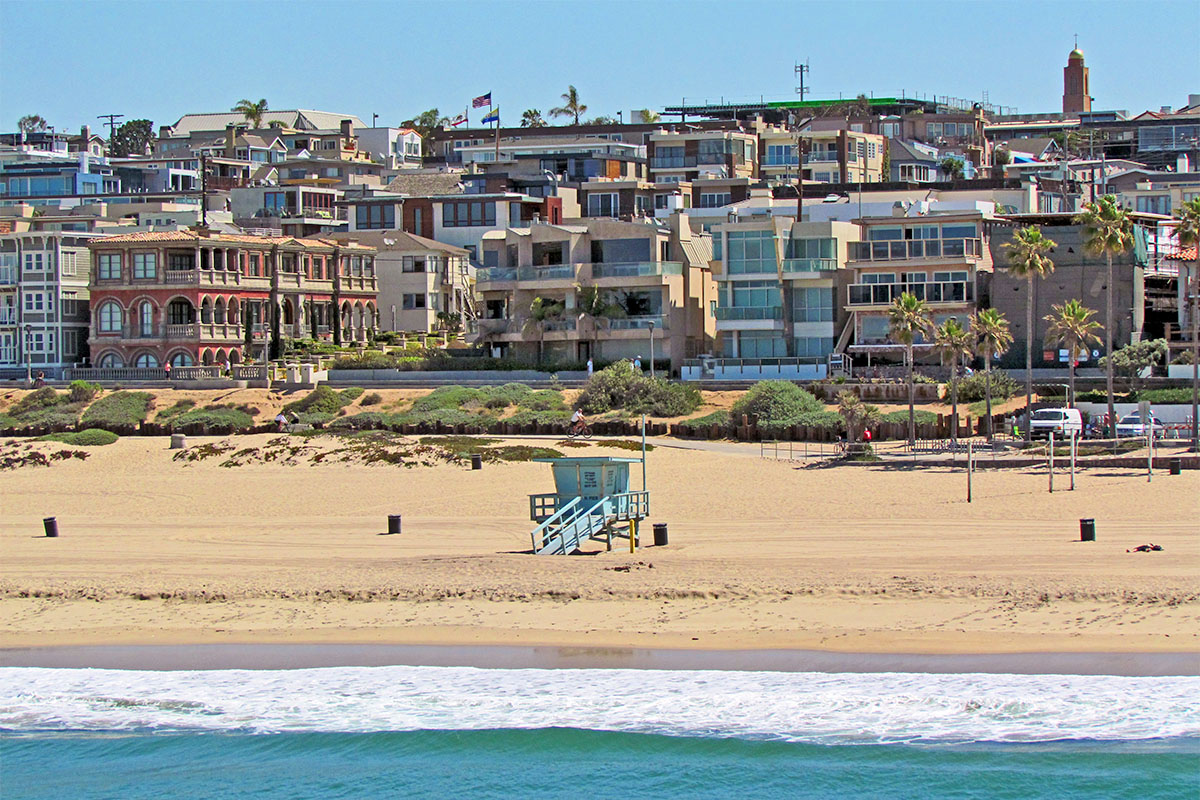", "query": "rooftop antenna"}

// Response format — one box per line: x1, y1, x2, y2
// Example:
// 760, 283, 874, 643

794, 61, 810, 102
98, 113, 124, 139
